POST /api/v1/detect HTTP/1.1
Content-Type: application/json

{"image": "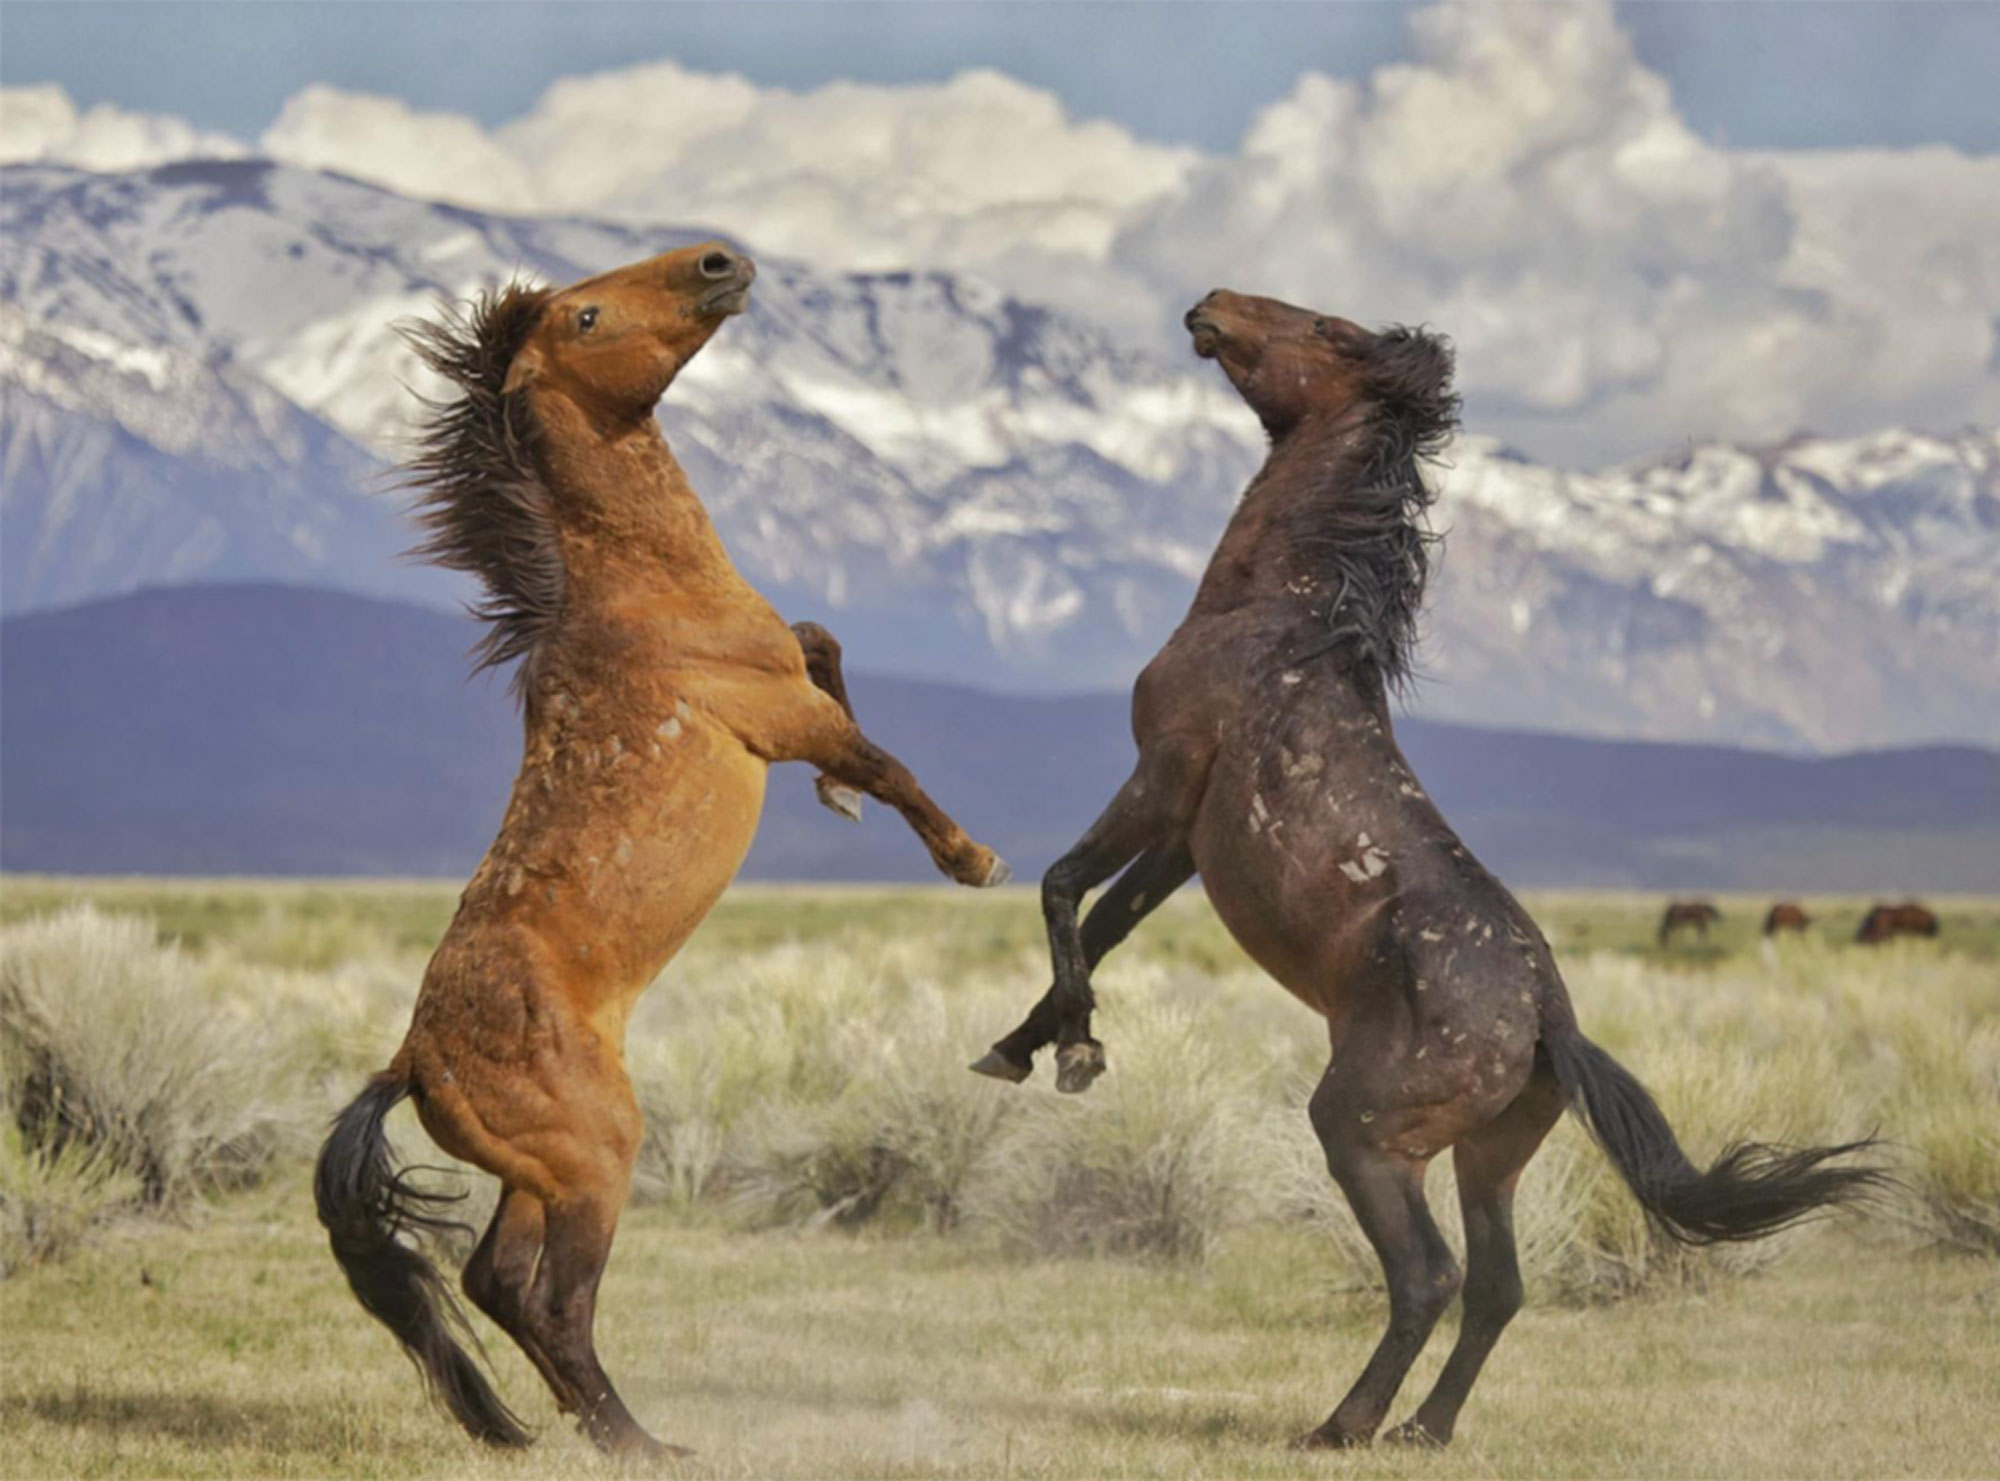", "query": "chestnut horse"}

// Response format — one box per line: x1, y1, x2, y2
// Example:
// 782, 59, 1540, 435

975, 290, 1883, 1448
1857, 901, 1940, 943
315, 243, 1006, 1457
1658, 899, 1722, 947
1764, 901, 1812, 936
